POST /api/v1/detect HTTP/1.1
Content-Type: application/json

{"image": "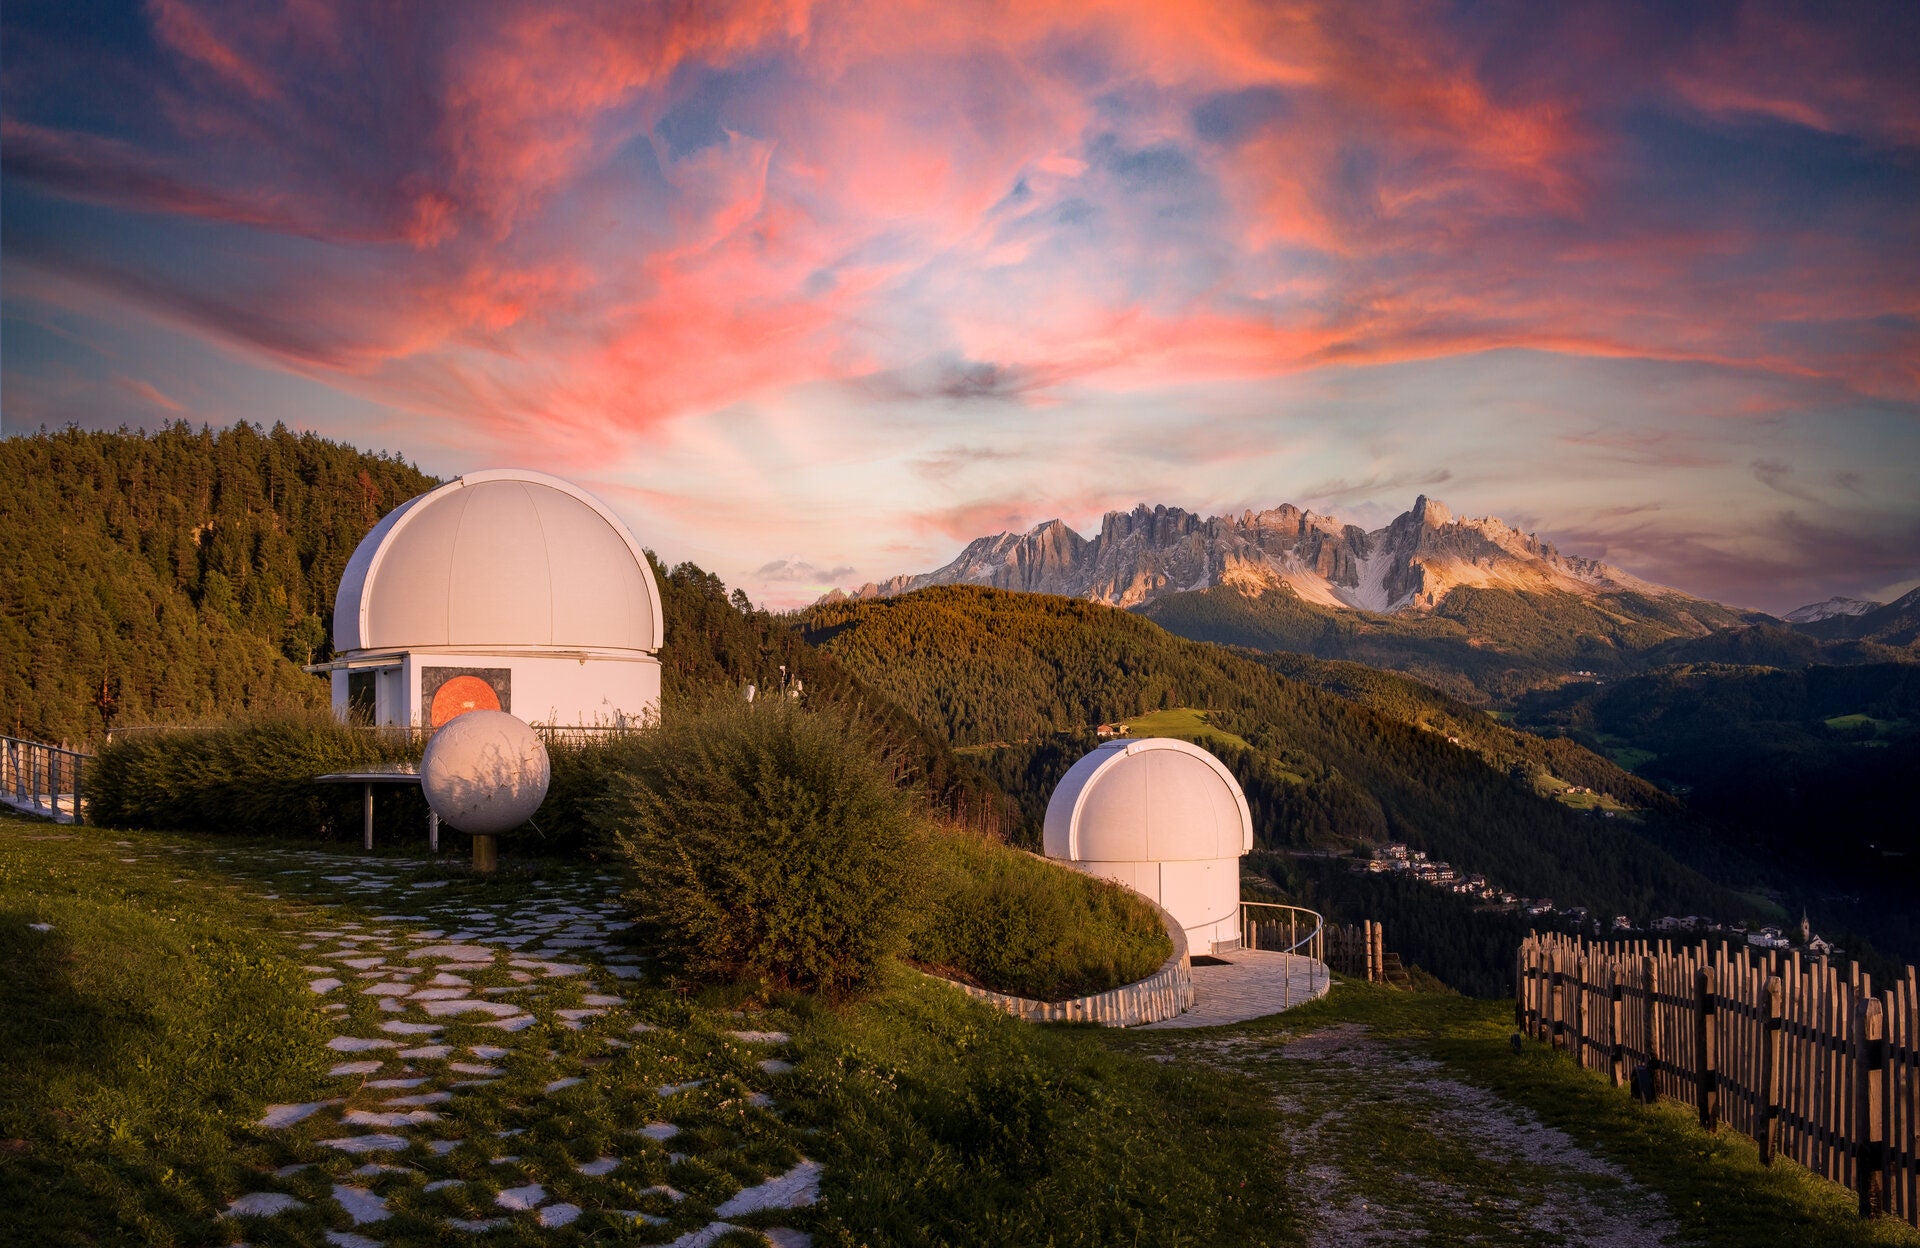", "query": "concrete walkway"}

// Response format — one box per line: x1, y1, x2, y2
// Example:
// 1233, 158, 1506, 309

1139, 948, 1330, 1029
